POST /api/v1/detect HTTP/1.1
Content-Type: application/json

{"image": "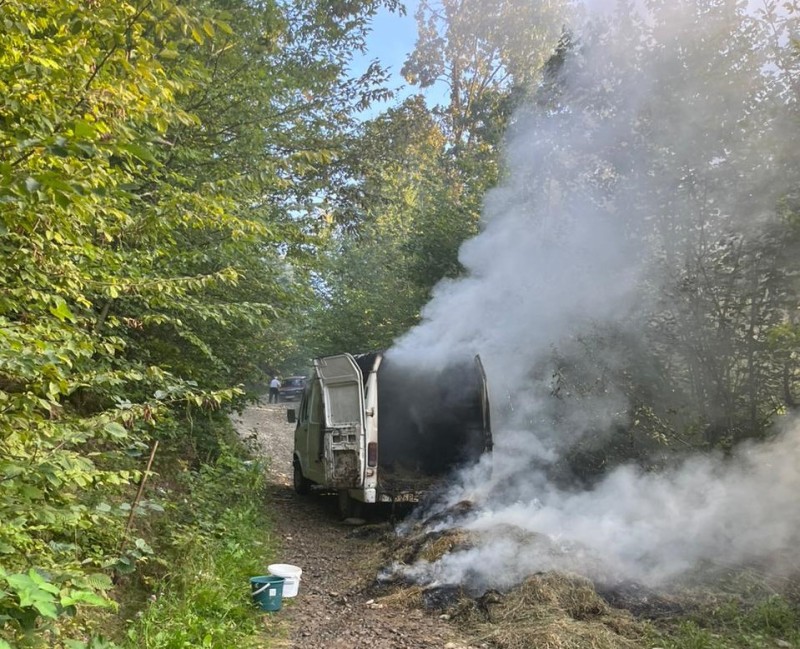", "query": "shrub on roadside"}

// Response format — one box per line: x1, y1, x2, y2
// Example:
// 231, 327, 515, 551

124, 449, 280, 649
